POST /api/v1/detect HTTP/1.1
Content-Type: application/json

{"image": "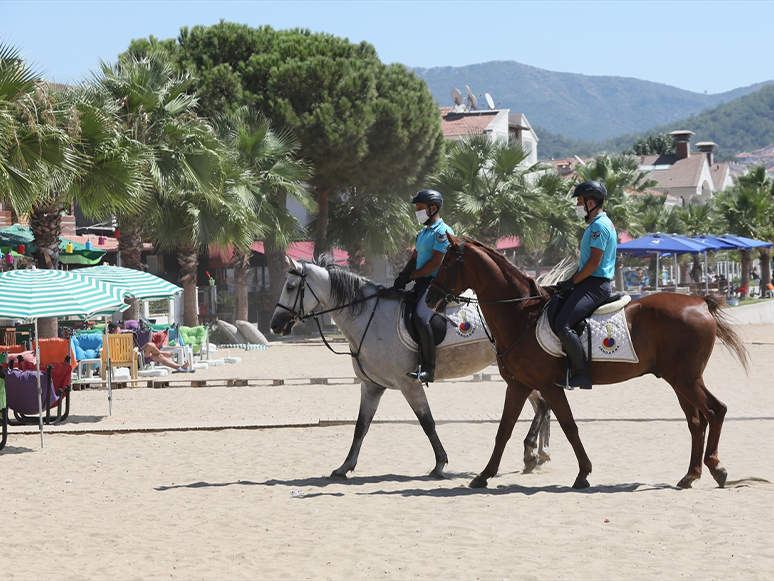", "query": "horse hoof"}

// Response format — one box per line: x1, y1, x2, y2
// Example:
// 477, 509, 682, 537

469, 476, 488, 489
538, 453, 551, 465
572, 477, 590, 489
329, 470, 349, 480
676, 476, 694, 489
710, 467, 728, 488
522, 457, 538, 474
429, 468, 446, 479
